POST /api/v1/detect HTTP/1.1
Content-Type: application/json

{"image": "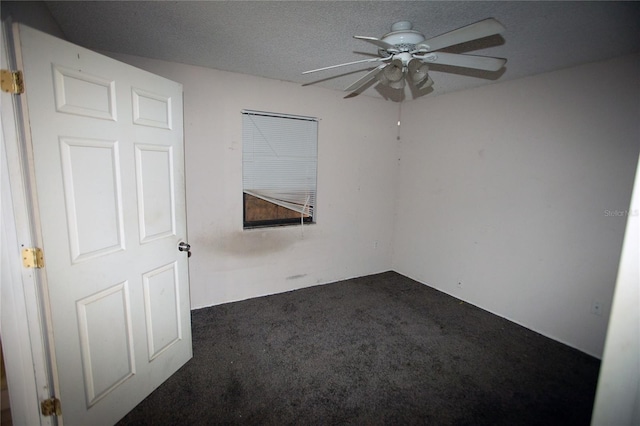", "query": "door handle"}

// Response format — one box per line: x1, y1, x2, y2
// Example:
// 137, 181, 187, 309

178, 242, 191, 257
